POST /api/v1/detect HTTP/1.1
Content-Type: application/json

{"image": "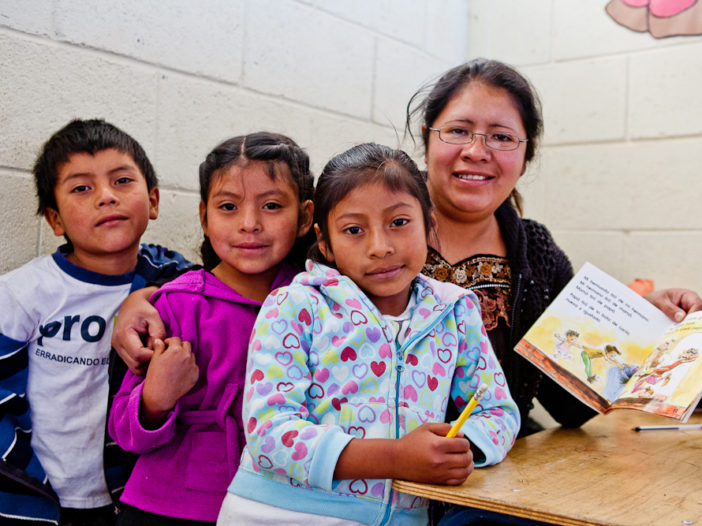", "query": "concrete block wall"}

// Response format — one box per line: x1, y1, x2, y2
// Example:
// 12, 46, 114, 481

468, 0, 702, 293
0, 0, 468, 271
